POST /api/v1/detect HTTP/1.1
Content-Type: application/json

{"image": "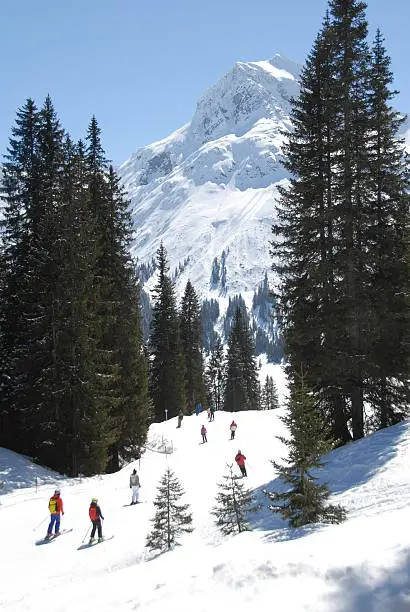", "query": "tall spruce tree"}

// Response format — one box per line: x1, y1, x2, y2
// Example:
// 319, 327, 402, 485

366, 30, 410, 428
146, 468, 193, 552
261, 375, 280, 410
105, 168, 151, 469
272, 15, 352, 443
206, 336, 225, 411
212, 464, 255, 535
268, 367, 346, 527
150, 244, 186, 421
0, 99, 41, 452
272, 0, 409, 443
224, 306, 259, 412
180, 280, 206, 413
53, 136, 103, 475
